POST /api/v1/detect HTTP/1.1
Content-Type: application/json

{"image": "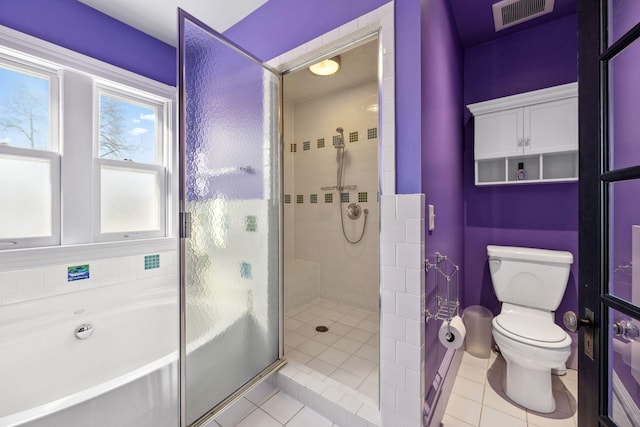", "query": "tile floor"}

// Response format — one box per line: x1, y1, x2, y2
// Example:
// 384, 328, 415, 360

284, 298, 379, 403
442, 350, 578, 427
205, 380, 338, 427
